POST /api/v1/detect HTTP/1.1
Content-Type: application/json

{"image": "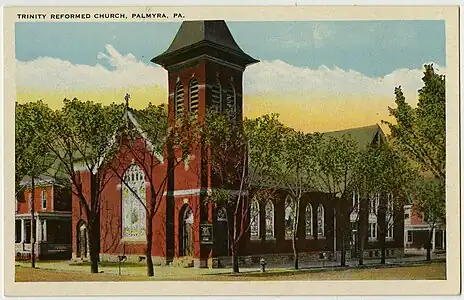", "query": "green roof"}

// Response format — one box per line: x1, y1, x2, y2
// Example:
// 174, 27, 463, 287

152, 20, 259, 67
322, 124, 384, 150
